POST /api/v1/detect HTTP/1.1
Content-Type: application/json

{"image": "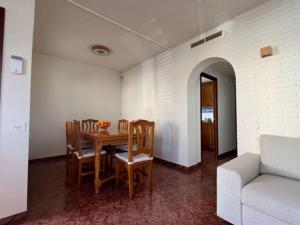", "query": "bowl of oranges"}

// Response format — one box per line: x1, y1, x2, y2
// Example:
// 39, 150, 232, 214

97, 121, 111, 130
